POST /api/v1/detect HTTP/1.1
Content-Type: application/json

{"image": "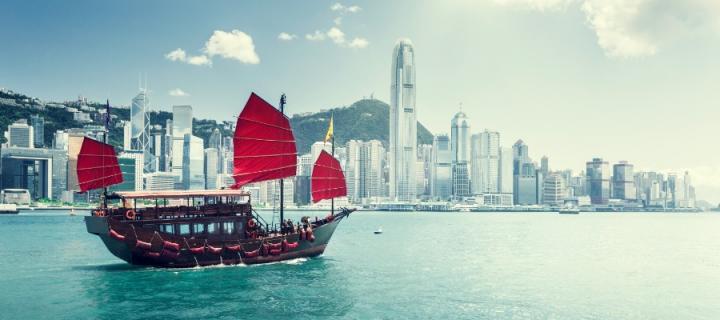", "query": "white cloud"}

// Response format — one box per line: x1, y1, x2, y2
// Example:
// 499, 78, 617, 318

305, 30, 326, 41
204, 30, 260, 64
165, 29, 259, 66
165, 48, 187, 61
348, 37, 369, 48
330, 3, 362, 14
168, 88, 189, 97
494, 0, 720, 58
278, 32, 297, 41
327, 27, 346, 44
187, 55, 211, 66
334, 17, 343, 25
